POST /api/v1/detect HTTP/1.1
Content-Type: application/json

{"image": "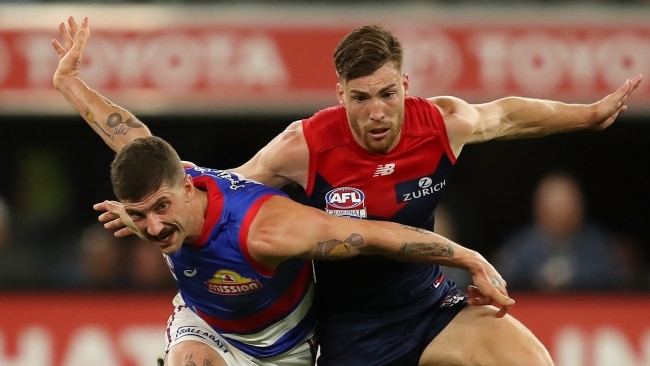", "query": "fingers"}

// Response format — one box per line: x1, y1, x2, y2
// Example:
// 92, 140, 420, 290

54, 16, 88, 55
114, 227, 135, 238
51, 39, 65, 56
619, 74, 643, 101
93, 200, 136, 238
82, 16, 90, 35
60, 20, 74, 50
625, 74, 642, 98
75, 17, 90, 50
466, 283, 515, 318
68, 16, 79, 35
93, 200, 122, 214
